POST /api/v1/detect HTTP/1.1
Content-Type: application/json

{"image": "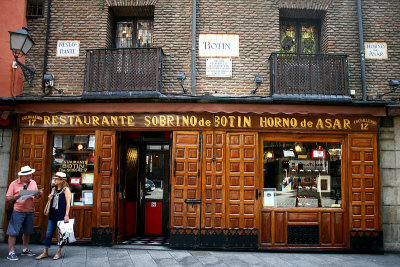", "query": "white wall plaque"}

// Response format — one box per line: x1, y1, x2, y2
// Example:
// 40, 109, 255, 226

57, 40, 80, 57
365, 42, 388, 60
199, 34, 239, 57
206, 58, 232, 78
